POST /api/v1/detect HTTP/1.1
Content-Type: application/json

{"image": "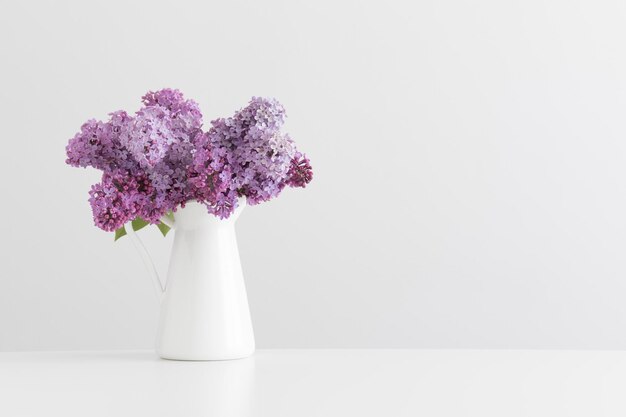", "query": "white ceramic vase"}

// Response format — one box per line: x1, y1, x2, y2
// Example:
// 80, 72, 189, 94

128, 199, 255, 361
